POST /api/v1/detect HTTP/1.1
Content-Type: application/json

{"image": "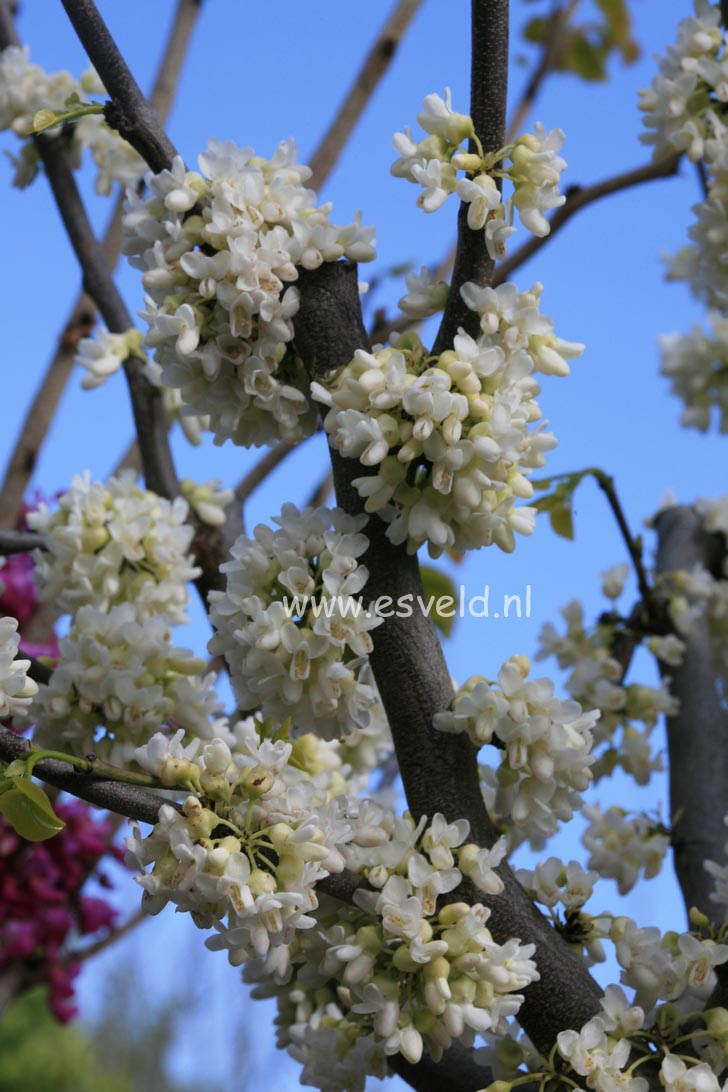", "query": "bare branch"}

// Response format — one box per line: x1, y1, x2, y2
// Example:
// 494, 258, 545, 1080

59, 0, 178, 171
0, 723, 169, 824
73, 907, 147, 962
0, 0, 202, 527
110, 434, 145, 479
0, 305, 94, 528
494, 154, 681, 285
655, 505, 728, 919
147, 0, 204, 124
432, 0, 509, 355
32, 133, 180, 503
0, 530, 42, 554
305, 471, 333, 509
307, 0, 424, 190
